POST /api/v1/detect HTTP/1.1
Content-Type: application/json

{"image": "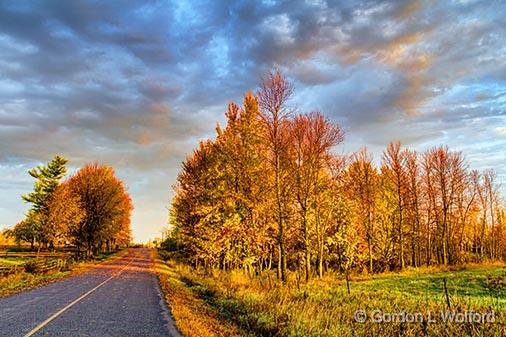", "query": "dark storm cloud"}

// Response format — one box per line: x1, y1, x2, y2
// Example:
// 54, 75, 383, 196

1, 0, 505, 240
